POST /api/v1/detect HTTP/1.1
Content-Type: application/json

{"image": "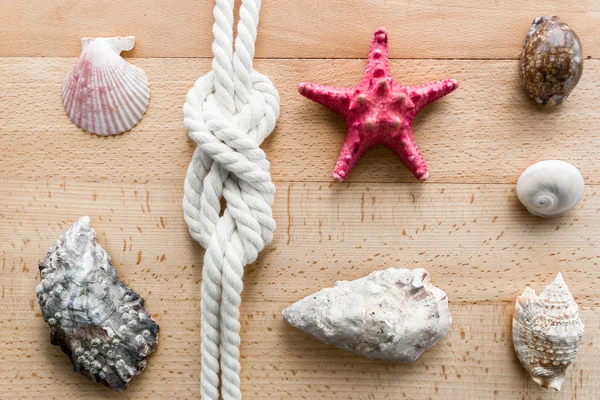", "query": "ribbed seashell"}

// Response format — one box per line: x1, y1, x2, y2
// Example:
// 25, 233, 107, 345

516, 160, 584, 218
61, 36, 150, 136
36, 217, 159, 391
283, 268, 451, 363
512, 273, 584, 391
520, 16, 583, 106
